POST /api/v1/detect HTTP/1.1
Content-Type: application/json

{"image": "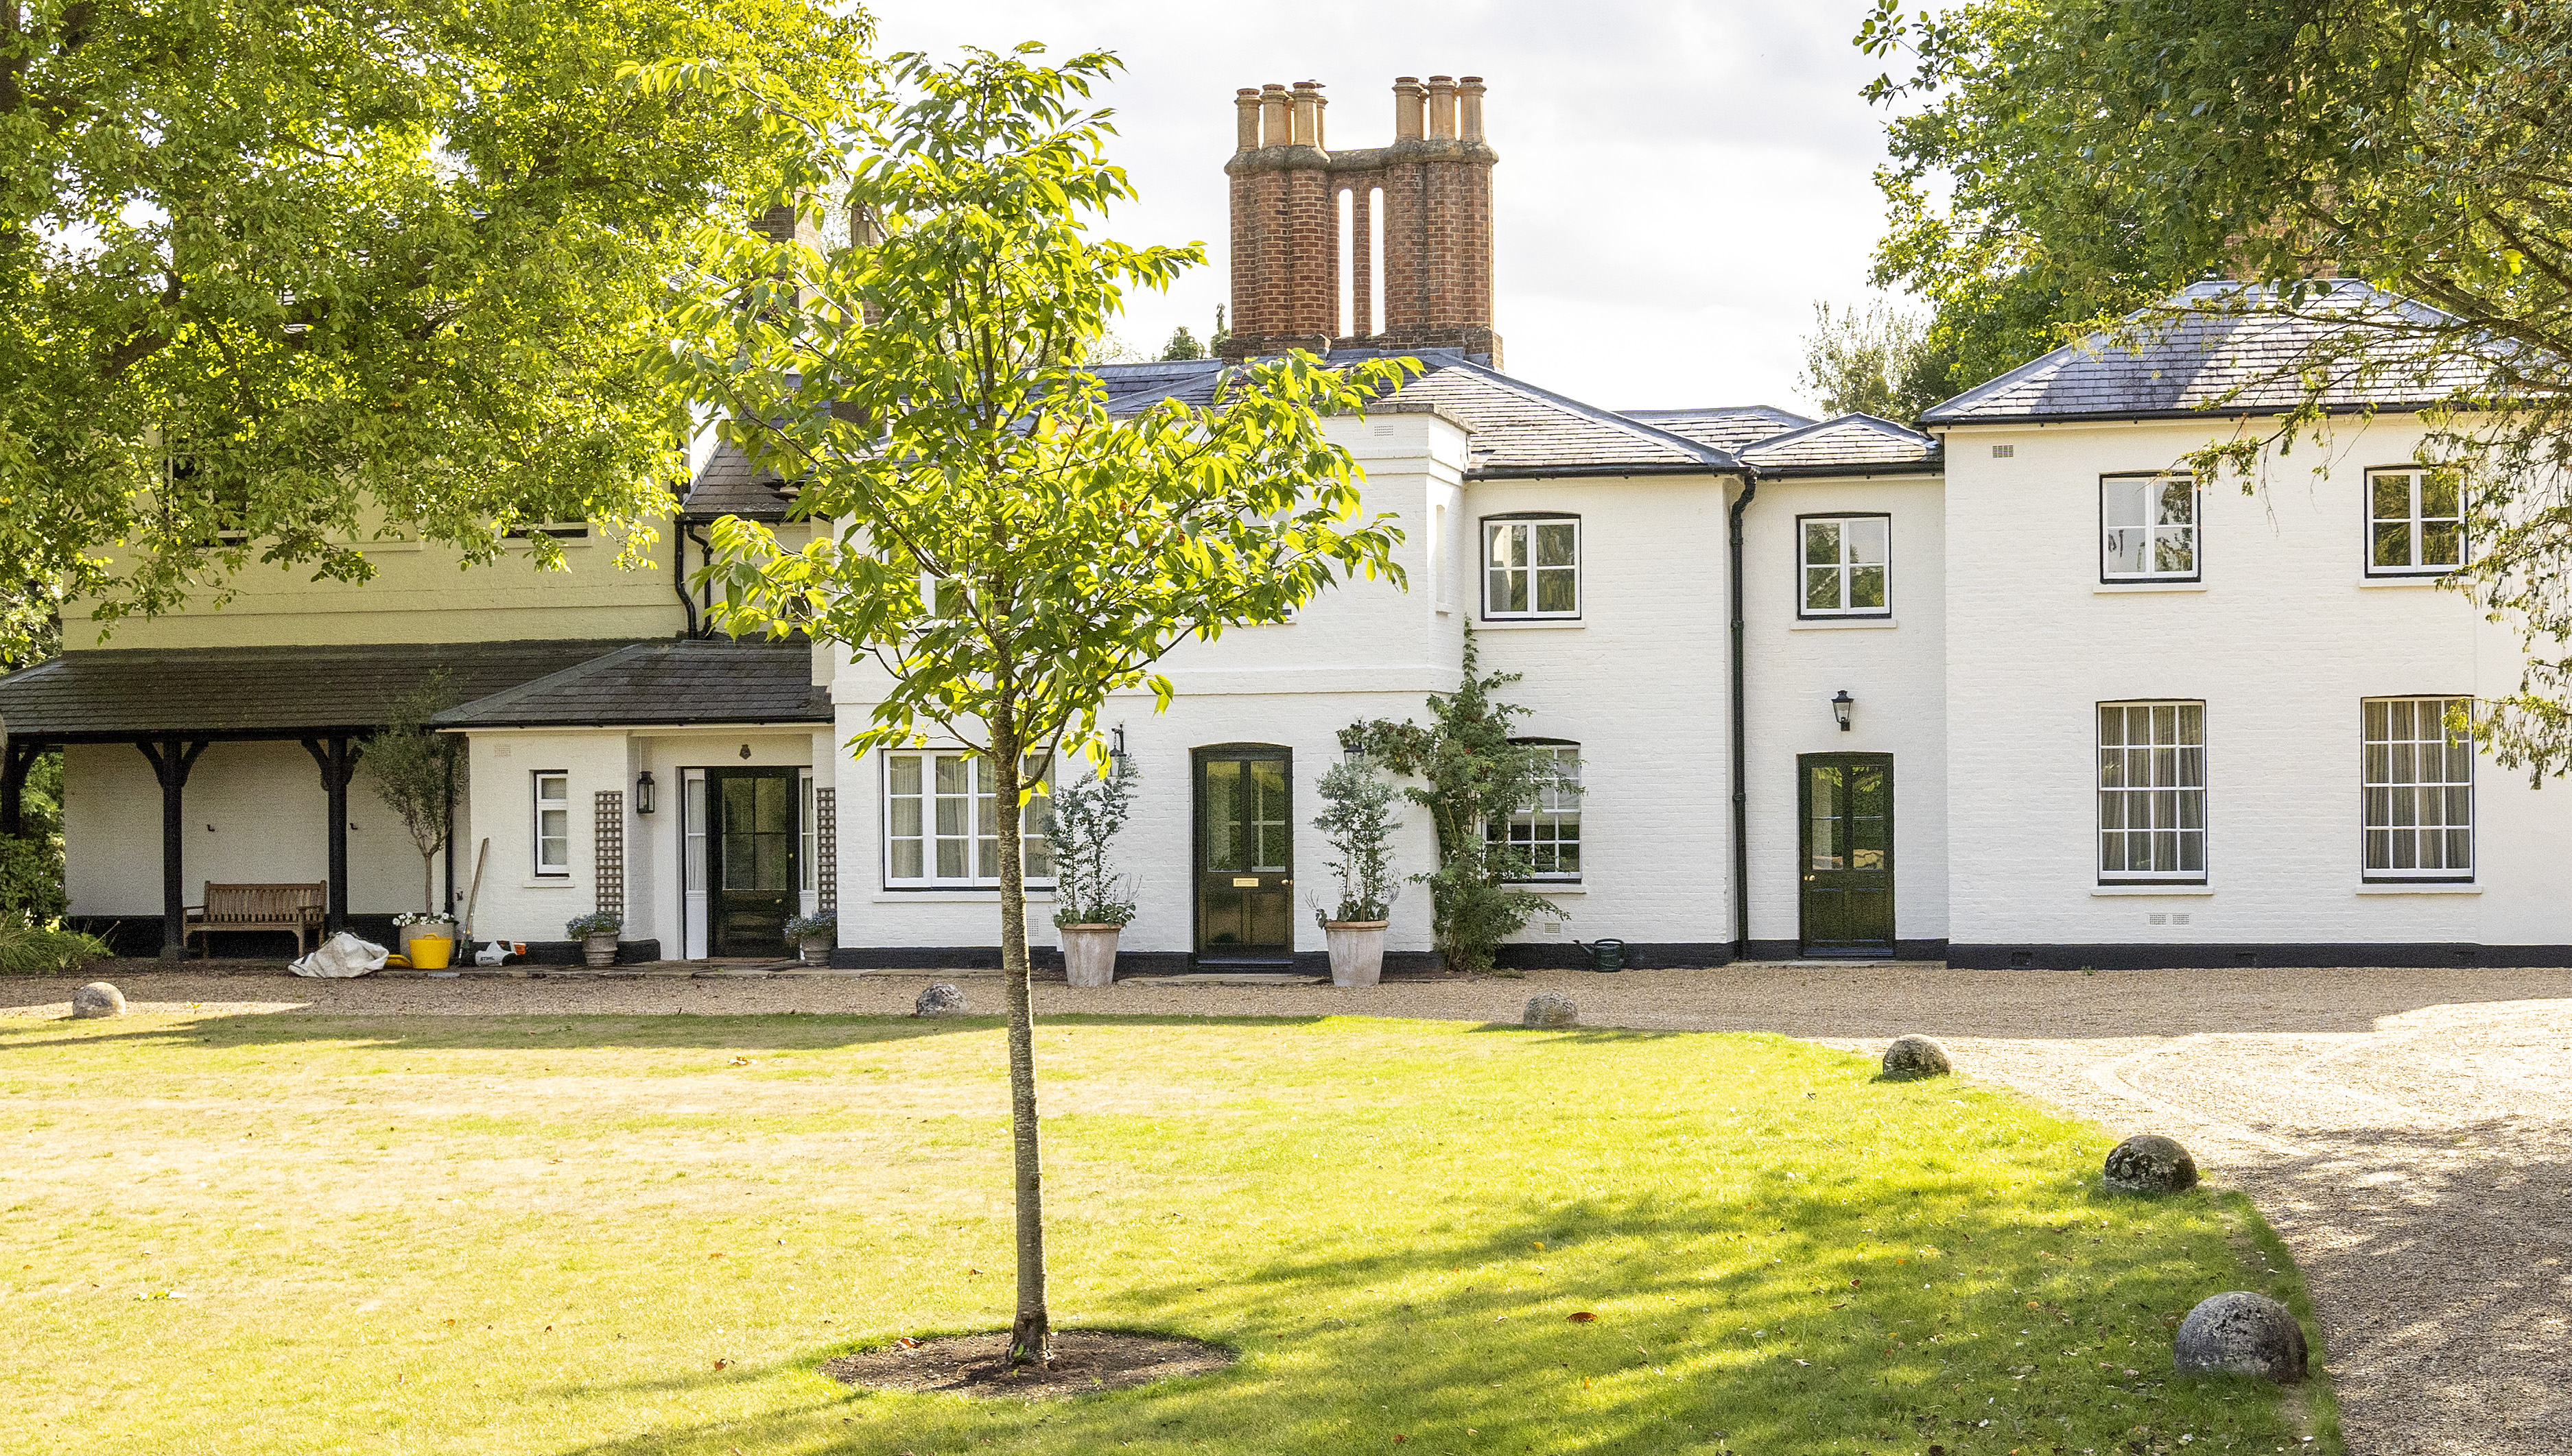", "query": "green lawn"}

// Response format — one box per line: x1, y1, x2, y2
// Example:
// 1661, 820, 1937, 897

1, 1009, 2337, 1455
